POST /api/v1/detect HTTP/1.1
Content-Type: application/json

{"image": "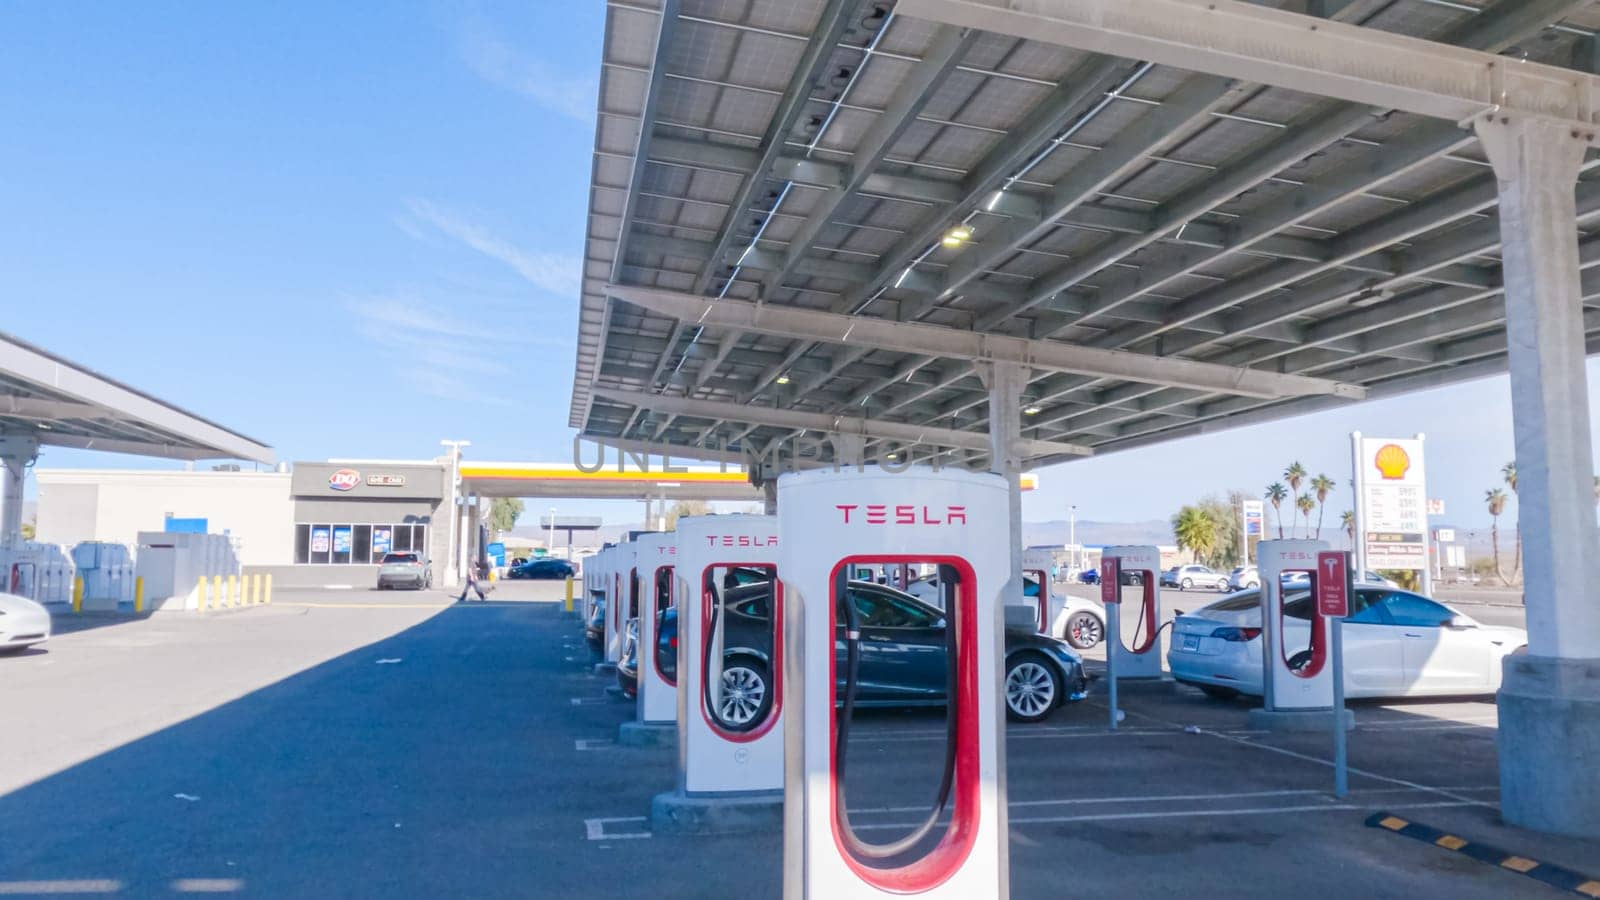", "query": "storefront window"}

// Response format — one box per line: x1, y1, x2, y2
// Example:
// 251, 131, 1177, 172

293, 524, 426, 565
